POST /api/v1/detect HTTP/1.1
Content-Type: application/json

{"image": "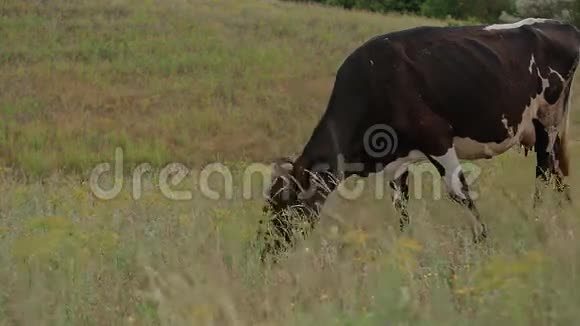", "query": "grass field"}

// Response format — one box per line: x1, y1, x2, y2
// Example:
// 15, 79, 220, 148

1, 0, 580, 325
